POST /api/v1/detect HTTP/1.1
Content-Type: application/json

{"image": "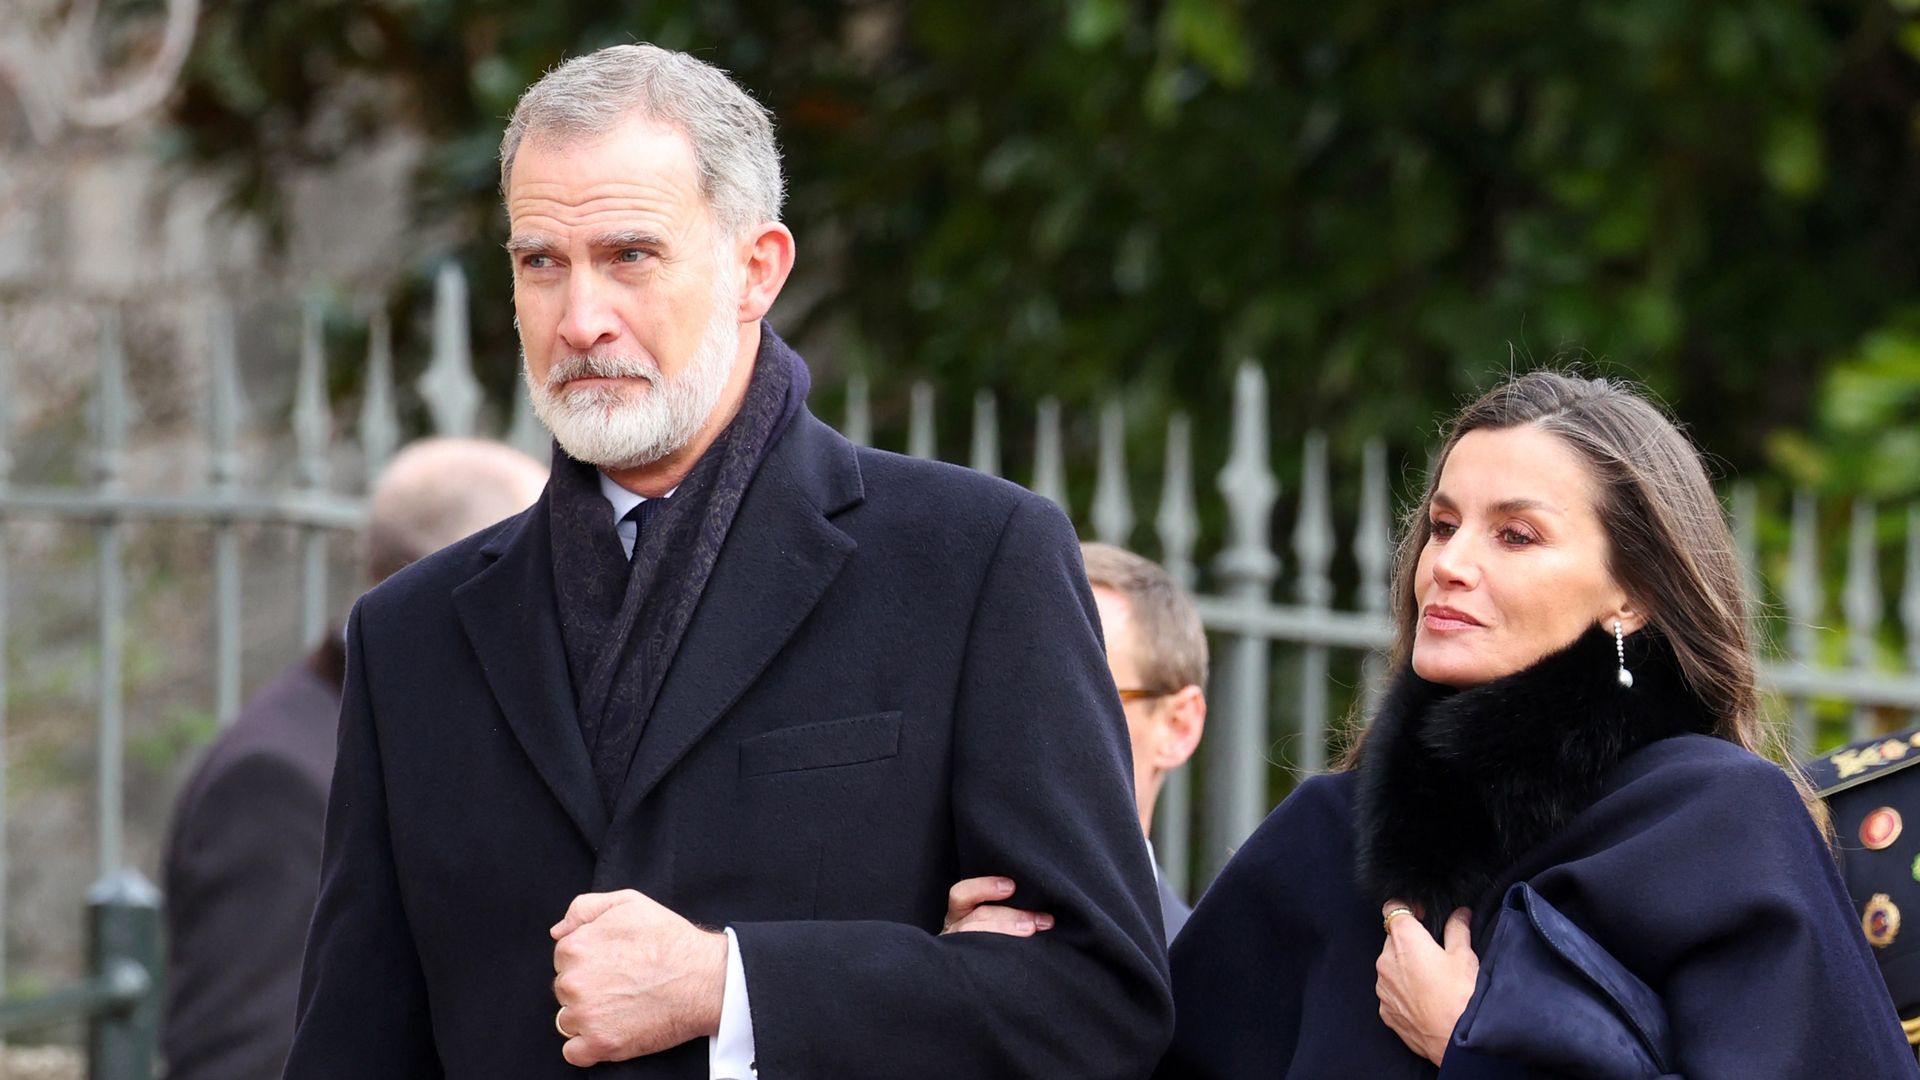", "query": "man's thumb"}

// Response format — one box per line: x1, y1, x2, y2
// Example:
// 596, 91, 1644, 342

551, 890, 632, 939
